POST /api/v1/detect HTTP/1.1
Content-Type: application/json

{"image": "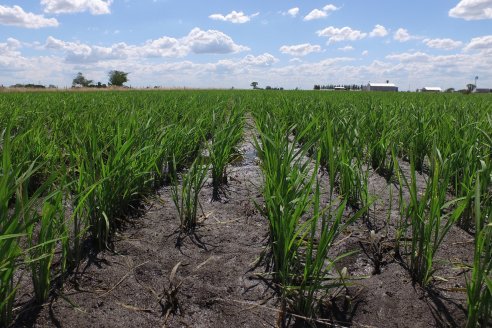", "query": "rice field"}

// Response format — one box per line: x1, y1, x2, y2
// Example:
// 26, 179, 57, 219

1, 90, 491, 327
